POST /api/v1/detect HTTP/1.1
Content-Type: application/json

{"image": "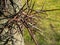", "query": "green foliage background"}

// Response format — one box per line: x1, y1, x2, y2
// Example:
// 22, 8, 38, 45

23, 0, 60, 45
